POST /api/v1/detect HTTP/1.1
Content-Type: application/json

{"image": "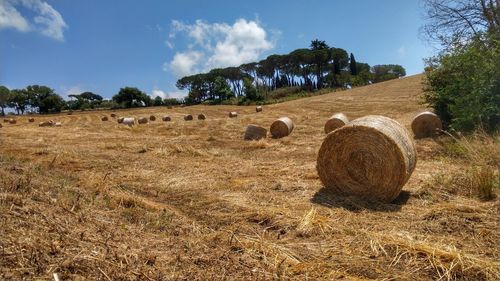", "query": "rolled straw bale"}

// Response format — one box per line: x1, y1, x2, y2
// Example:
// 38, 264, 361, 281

162, 115, 171, 122
122, 117, 135, 126
149, 115, 156, 121
184, 114, 193, 121
101, 116, 109, 121
270, 117, 294, 138
229, 112, 238, 118
411, 111, 442, 139
316, 115, 417, 202
256, 106, 263, 112
324, 113, 349, 134
110, 113, 117, 118
117, 117, 124, 124
28, 117, 35, 123
167, 106, 173, 109
39, 120, 54, 127
138, 117, 148, 124
198, 113, 206, 120
54, 122, 62, 127
244, 124, 267, 140
8, 119, 16, 124
3, 118, 10, 123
